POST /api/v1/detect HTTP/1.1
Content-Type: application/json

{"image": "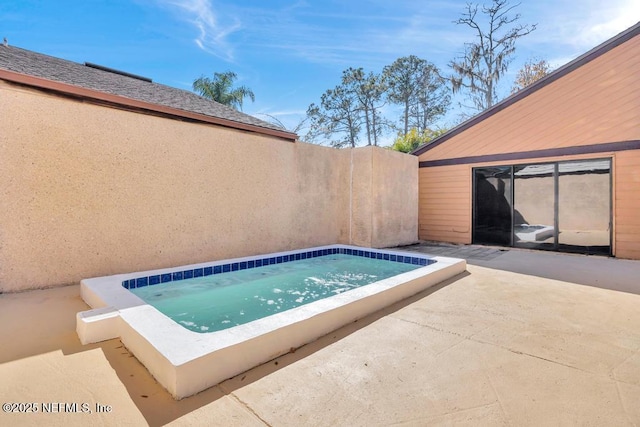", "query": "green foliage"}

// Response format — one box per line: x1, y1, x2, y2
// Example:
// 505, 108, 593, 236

306, 84, 362, 148
342, 67, 387, 146
305, 56, 450, 148
449, 0, 536, 112
383, 56, 450, 135
193, 71, 255, 111
390, 128, 449, 153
